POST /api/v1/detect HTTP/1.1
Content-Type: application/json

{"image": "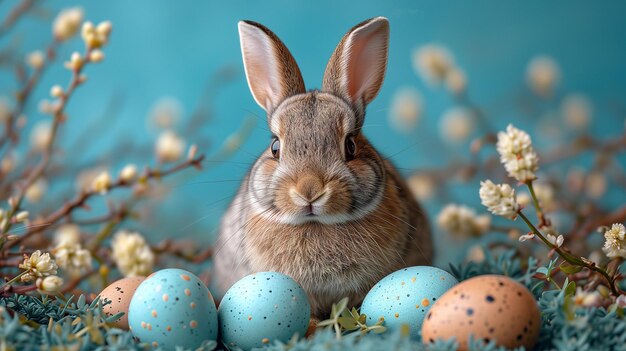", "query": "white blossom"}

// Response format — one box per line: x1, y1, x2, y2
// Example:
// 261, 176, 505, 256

412, 44, 454, 85
54, 241, 92, 273
148, 97, 182, 129
30, 122, 52, 152
89, 49, 105, 63
407, 173, 435, 201
541, 225, 564, 248
496, 124, 539, 182
91, 171, 112, 194
156, 130, 185, 162
561, 94, 591, 131
437, 204, 491, 237
52, 7, 83, 41
479, 180, 519, 219
574, 287, 601, 307
602, 223, 626, 259
19, 250, 58, 282
81, 21, 112, 49
25, 178, 47, 204
36, 275, 64, 293
111, 230, 154, 277
26, 51, 45, 70
526, 56, 560, 98
50, 85, 64, 98
54, 224, 81, 246
64, 52, 83, 71
389, 87, 422, 133
439, 107, 474, 144
119, 164, 138, 182
445, 67, 466, 95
